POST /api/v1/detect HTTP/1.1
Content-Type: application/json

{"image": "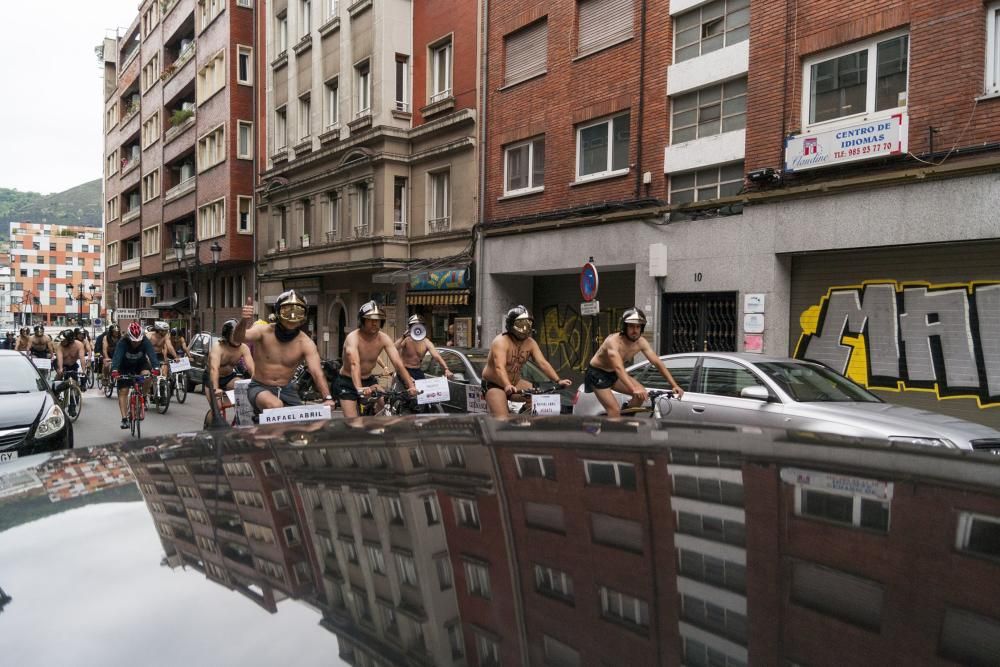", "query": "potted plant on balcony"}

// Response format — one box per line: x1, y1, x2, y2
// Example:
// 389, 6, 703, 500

170, 109, 194, 127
